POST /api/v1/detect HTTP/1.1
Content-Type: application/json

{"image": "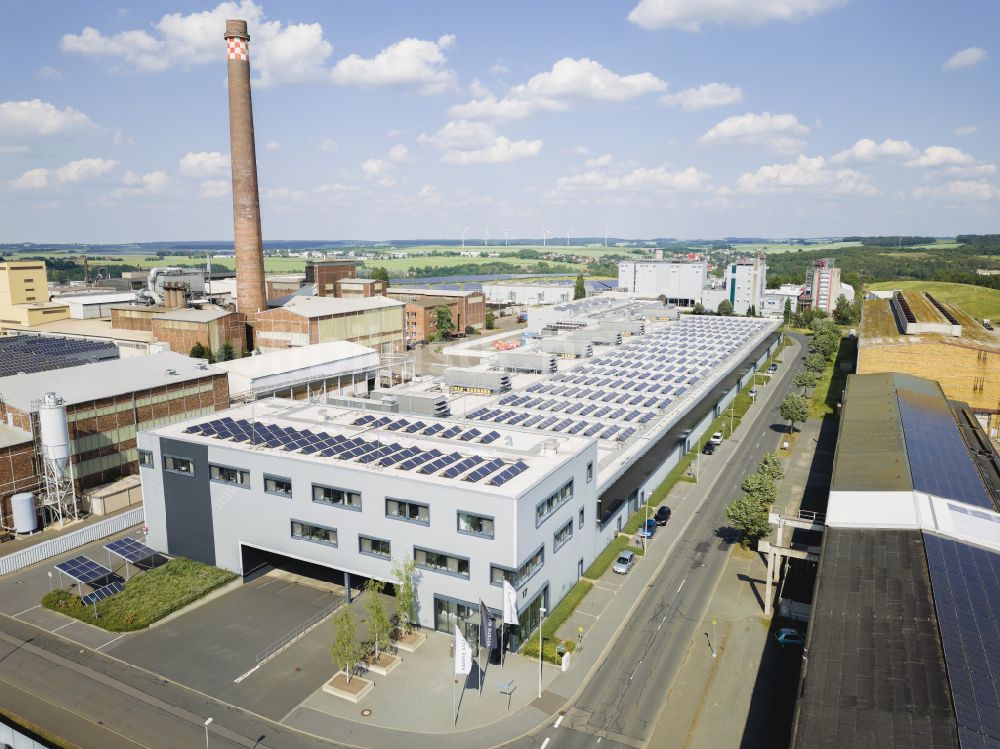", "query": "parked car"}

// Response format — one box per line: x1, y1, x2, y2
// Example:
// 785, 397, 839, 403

612, 550, 636, 574
640, 518, 657, 539
767, 363, 778, 374
702, 441, 717, 455
709, 431, 724, 445
774, 627, 805, 647
749, 388, 759, 399
654, 505, 672, 525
